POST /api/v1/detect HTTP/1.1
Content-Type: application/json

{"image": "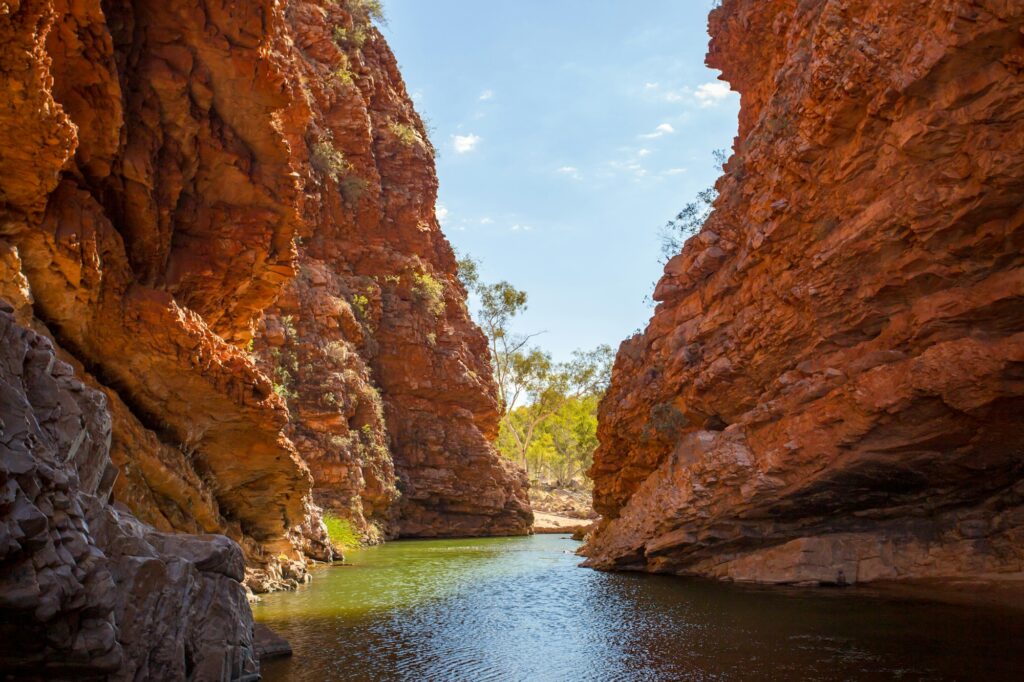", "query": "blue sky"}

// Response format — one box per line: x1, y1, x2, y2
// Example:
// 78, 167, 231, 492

381, 1, 739, 361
